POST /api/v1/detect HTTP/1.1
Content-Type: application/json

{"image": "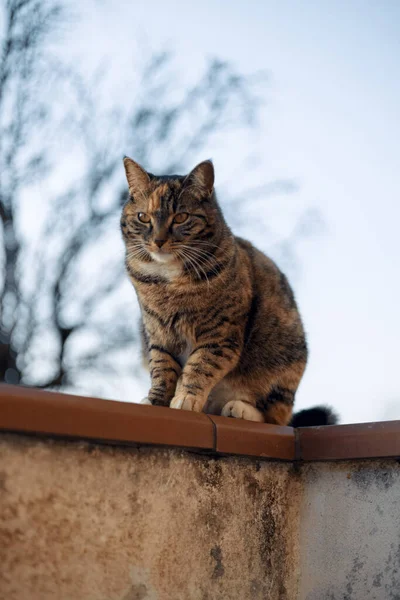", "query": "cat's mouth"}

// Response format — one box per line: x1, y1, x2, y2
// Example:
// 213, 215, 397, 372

150, 250, 176, 264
